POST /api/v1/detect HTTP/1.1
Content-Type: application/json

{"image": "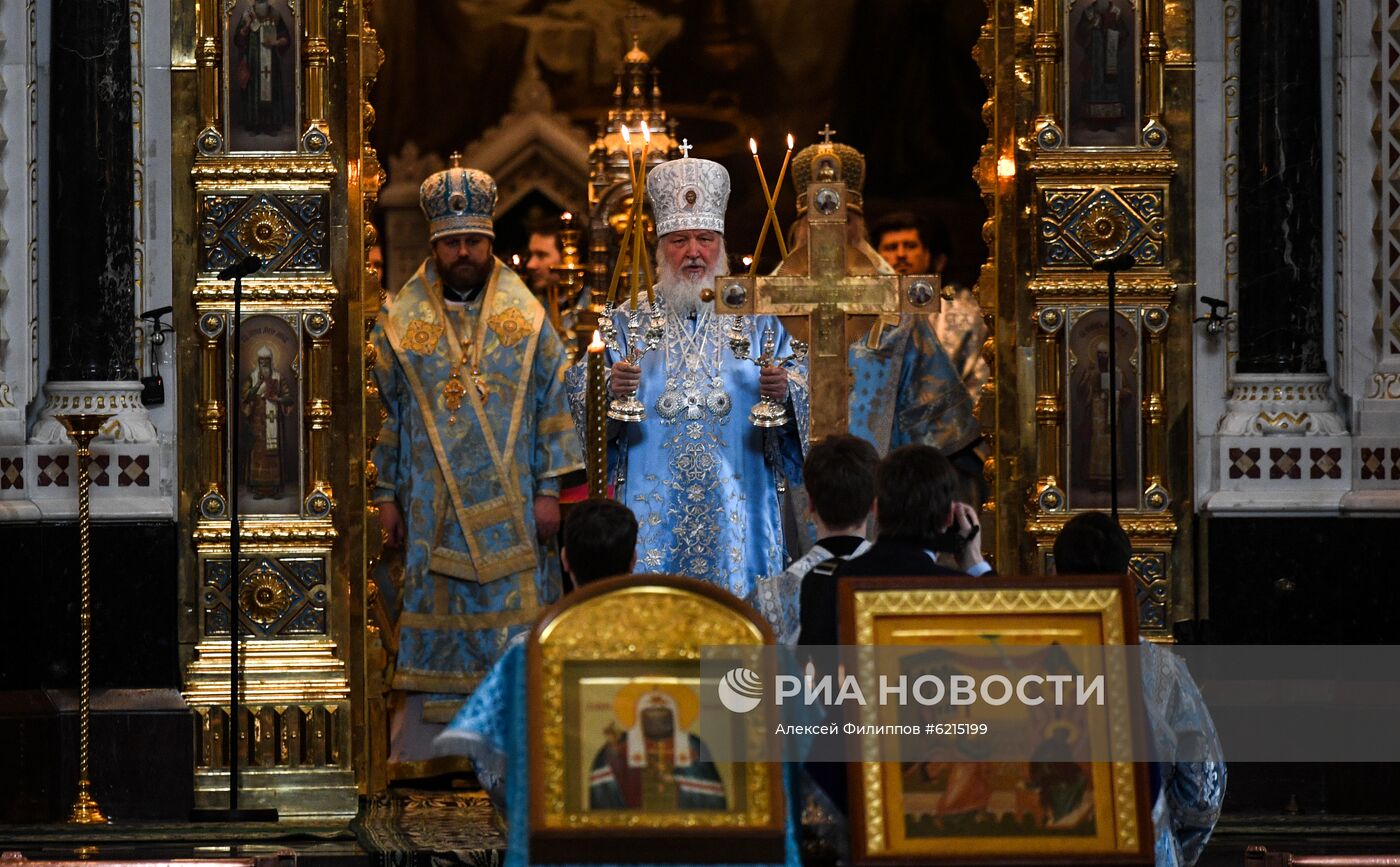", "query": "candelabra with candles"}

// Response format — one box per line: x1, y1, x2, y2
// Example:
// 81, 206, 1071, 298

596, 123, 664, 424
